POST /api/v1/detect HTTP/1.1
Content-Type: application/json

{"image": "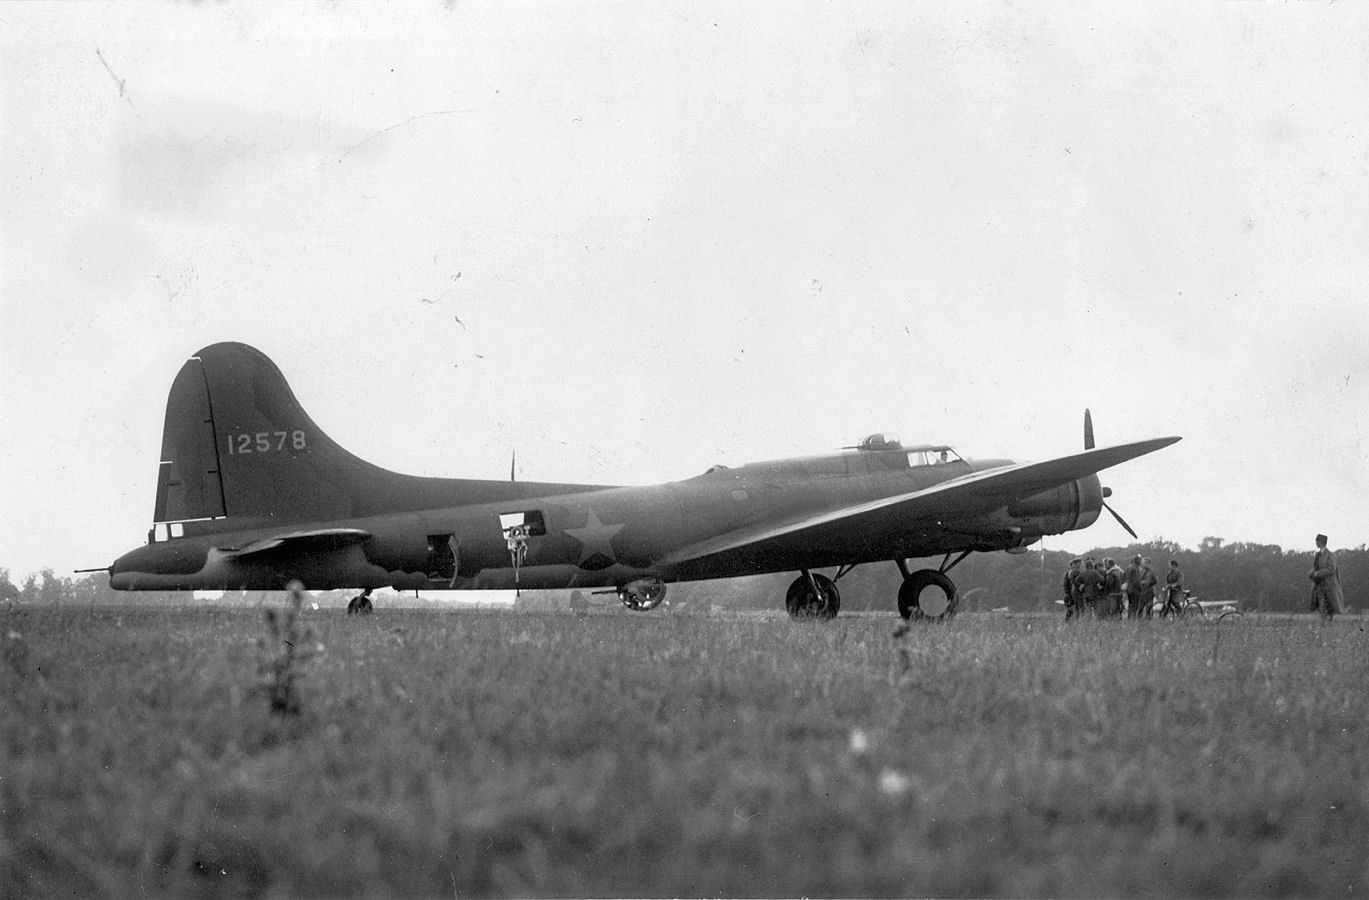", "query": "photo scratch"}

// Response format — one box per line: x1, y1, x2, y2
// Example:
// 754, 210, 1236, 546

338, 109, 470, 162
